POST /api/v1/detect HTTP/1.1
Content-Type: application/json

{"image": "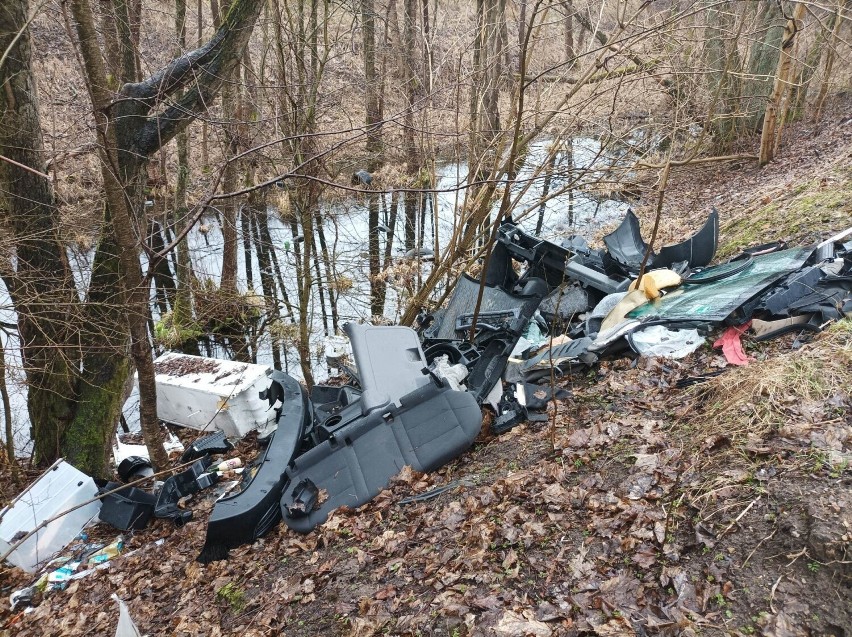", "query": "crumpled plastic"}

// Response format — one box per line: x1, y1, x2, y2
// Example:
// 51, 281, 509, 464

628, 325, 704, 359
713, 321, 752, 366
113, 594, 143, 637
429, 354, 469, 392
